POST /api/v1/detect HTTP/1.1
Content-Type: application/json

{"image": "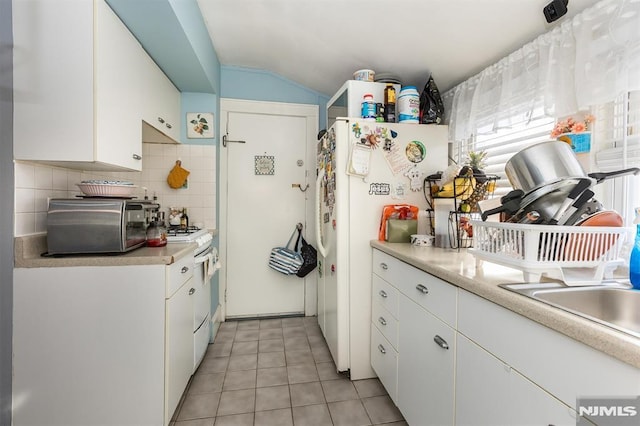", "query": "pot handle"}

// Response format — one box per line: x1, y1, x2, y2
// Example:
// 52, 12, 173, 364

588, 167, 640, 184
